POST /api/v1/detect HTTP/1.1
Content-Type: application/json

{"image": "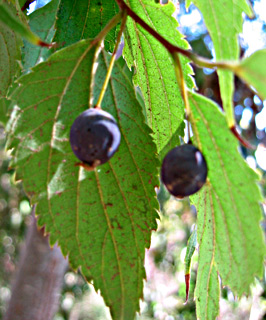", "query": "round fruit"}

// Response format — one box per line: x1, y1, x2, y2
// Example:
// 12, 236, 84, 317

161, 144, 207, 198
70, 108, 121, 167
